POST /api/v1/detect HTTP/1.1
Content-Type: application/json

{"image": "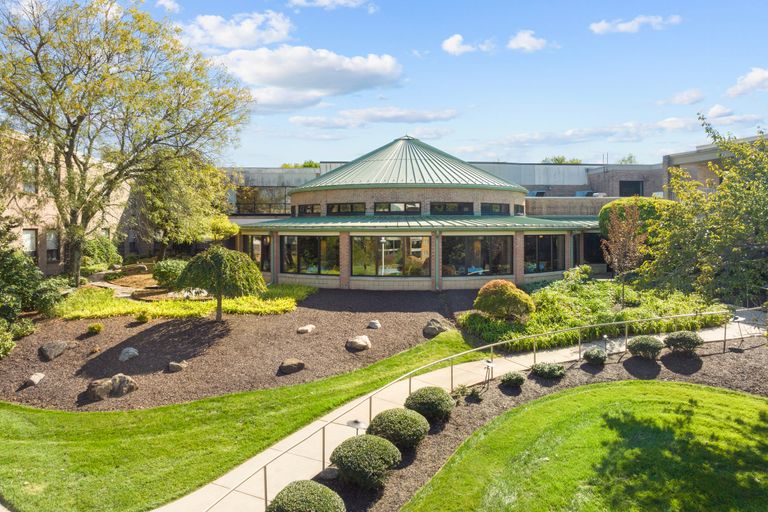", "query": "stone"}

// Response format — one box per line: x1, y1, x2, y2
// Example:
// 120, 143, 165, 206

167, 361, 187, 373
279, 358, 306, 375
346, 335, 371, 351
38, 341, 68, 362
297, 324, 316, 334
423, 319, 449, 339
119, 347, 139, 362
25, 373, 45, 387
110, 373, 138, 397
86, 378, 113, 401
109, 263, 122, 271
367, 320, 382, 329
